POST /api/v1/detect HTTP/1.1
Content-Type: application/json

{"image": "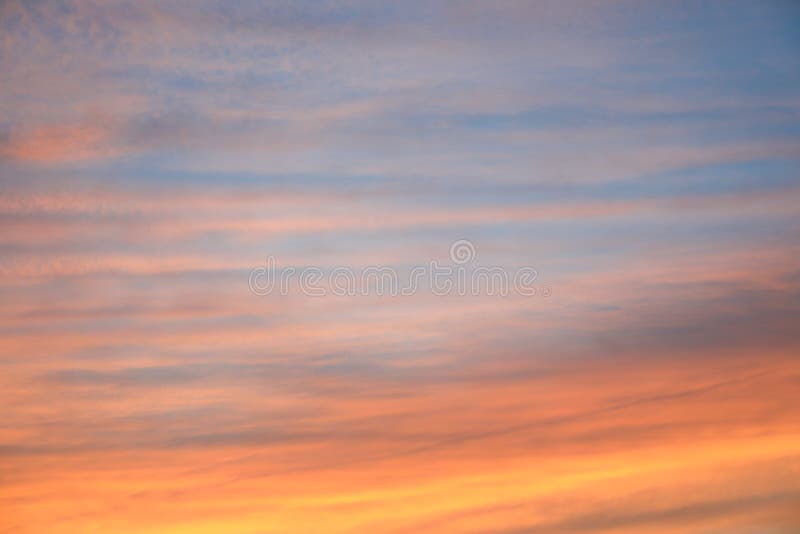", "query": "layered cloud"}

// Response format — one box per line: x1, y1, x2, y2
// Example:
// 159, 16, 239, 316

1, 1, 799, 533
